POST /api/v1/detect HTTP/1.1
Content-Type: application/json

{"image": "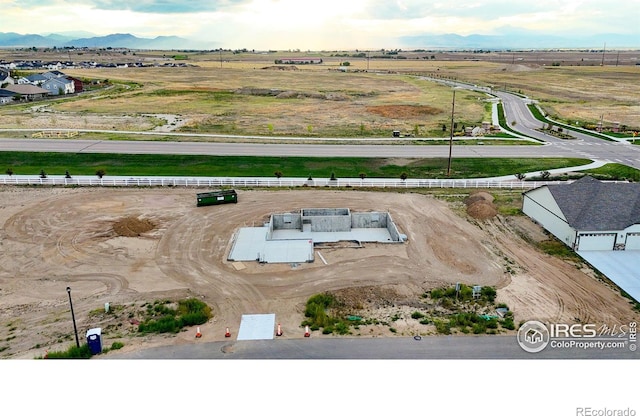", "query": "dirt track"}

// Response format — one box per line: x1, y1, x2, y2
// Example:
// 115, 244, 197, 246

0, 186, 637, 358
